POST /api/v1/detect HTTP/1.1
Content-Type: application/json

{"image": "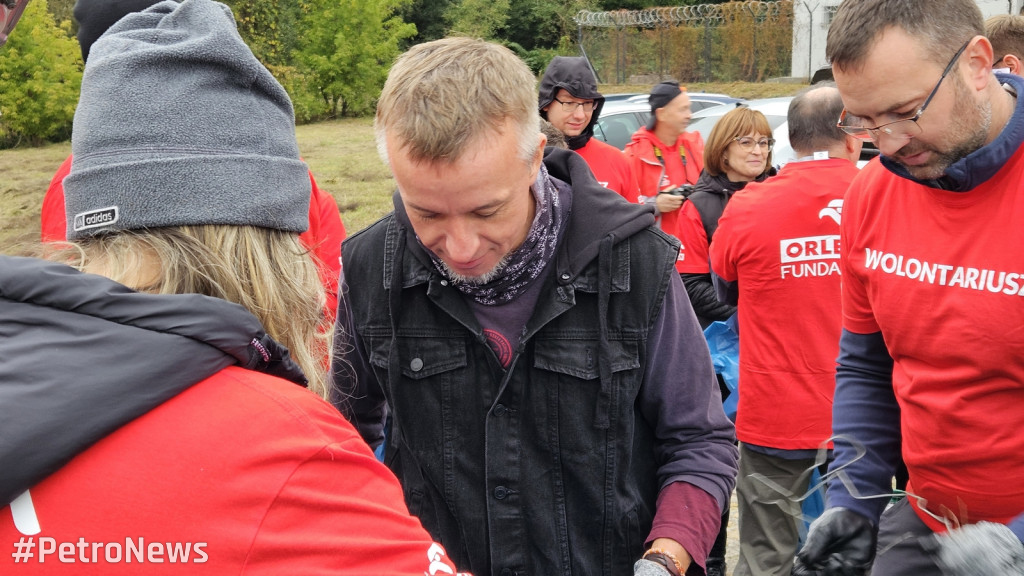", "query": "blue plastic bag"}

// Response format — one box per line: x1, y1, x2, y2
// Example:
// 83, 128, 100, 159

703, 316, 740, 420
